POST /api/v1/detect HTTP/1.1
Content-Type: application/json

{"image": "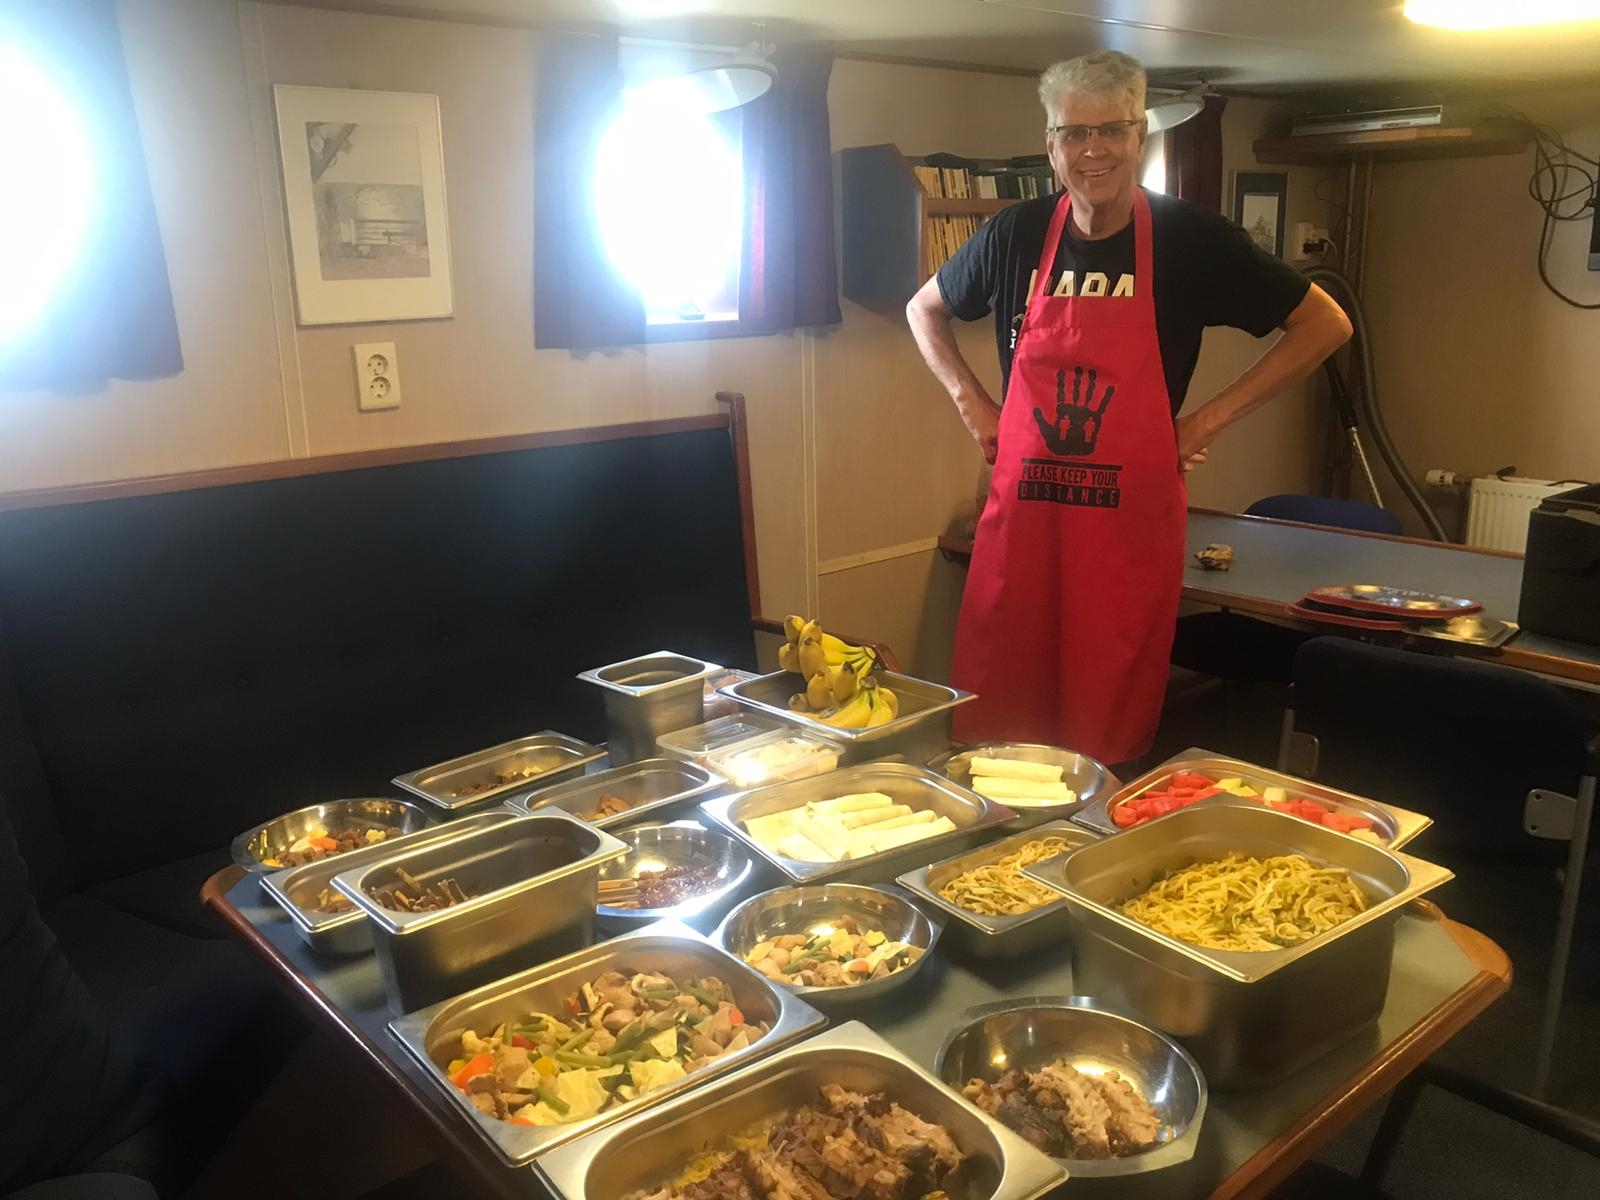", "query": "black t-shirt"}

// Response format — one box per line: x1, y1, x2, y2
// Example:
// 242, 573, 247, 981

937, 188, 1310, 413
